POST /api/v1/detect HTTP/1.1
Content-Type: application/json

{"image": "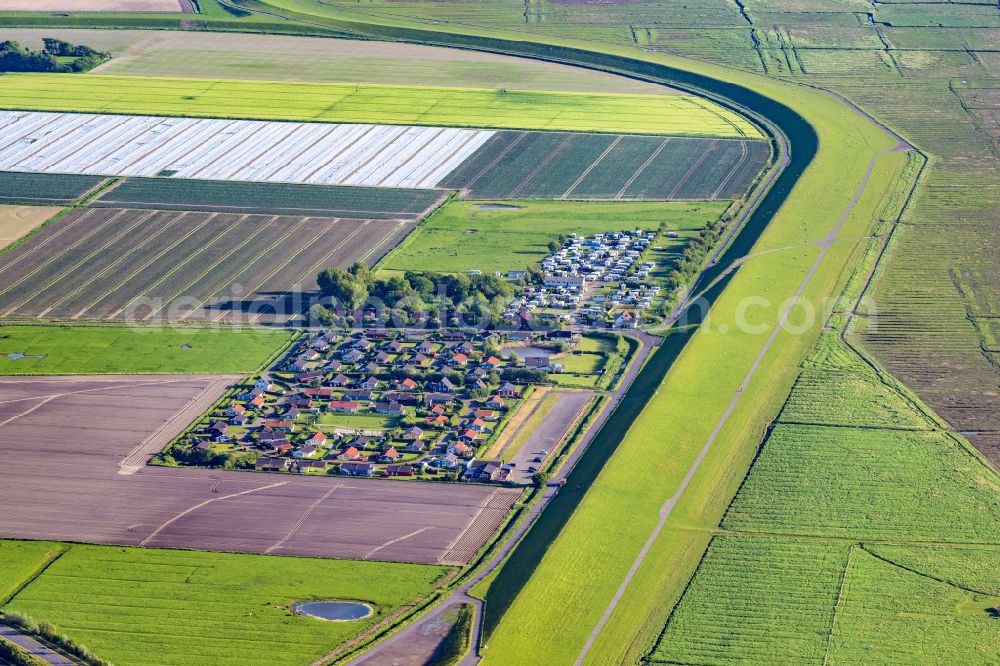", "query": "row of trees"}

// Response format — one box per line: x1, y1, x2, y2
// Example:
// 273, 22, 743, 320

0, 39, 110, 73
